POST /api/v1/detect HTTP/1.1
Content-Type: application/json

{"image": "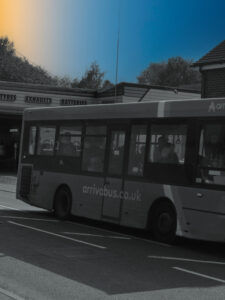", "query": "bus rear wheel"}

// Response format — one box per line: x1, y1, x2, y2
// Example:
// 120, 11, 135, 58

150, 200, 177, 244
54, 186, 71, 220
